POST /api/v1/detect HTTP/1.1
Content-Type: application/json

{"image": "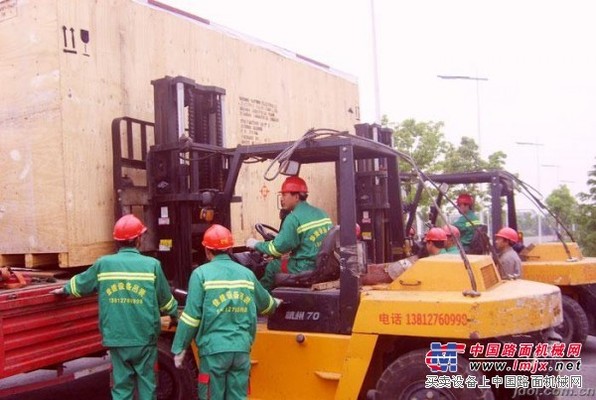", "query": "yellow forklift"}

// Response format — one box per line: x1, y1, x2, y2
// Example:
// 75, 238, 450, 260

112, 76, 562, 399
410, 170, 596, 345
